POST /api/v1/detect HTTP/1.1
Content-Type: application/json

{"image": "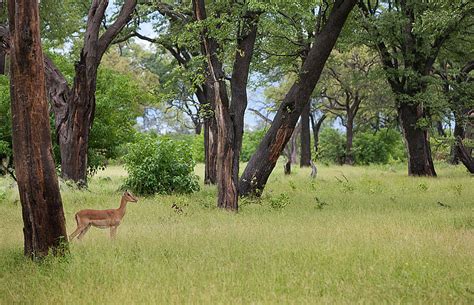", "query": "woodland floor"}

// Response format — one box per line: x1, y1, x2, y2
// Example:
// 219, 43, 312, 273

0, 163, 473, 304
